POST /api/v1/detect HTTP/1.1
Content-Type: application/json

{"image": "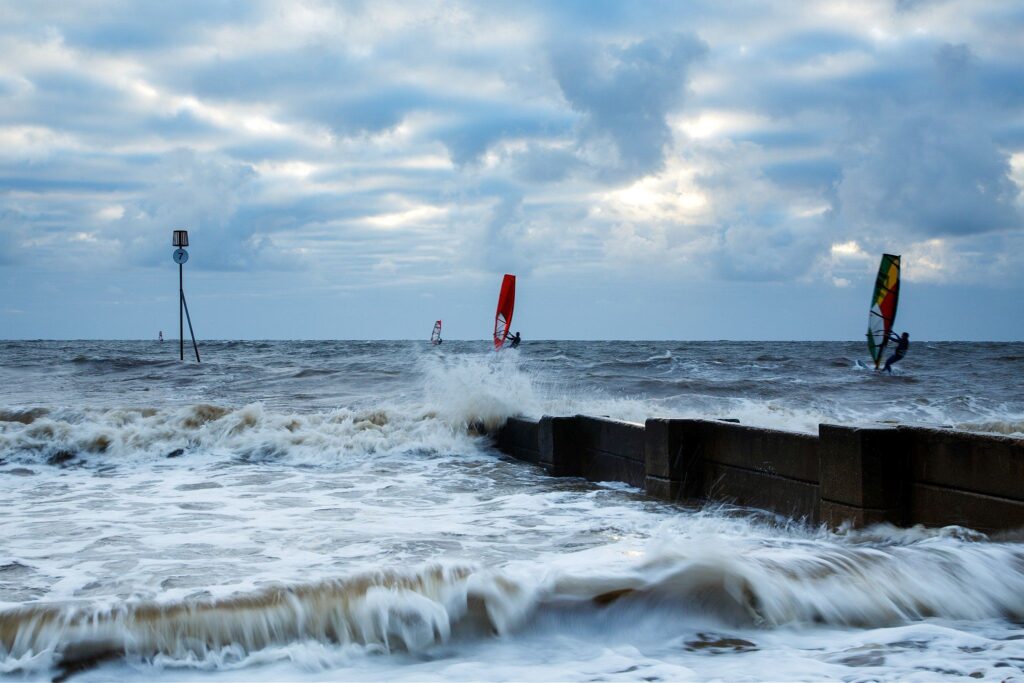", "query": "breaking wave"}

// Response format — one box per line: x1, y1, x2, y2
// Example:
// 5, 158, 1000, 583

0, 354, 548, 467
0, 403, 463, 466
2, 531, 1023, 675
